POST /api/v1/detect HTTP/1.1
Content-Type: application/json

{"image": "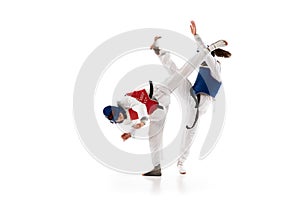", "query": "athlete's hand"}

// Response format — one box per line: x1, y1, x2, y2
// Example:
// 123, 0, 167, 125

190, 20, 197, 35
133, 122, 145, 129
121, 133, 131, 141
